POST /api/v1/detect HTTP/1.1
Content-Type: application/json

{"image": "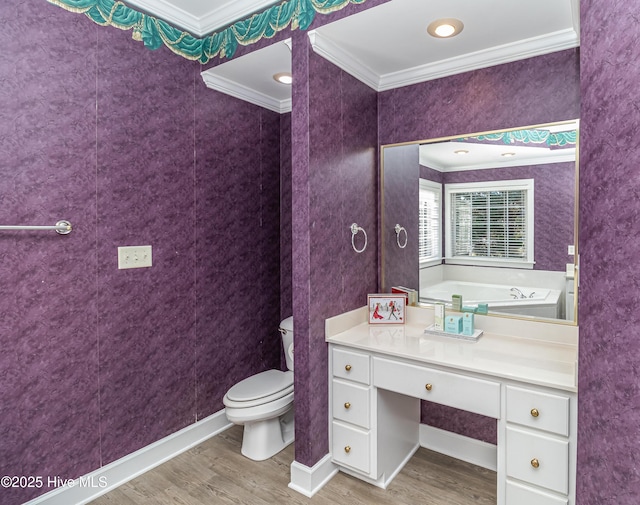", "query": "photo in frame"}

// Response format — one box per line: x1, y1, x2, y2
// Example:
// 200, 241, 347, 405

367, 294, 406, 324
